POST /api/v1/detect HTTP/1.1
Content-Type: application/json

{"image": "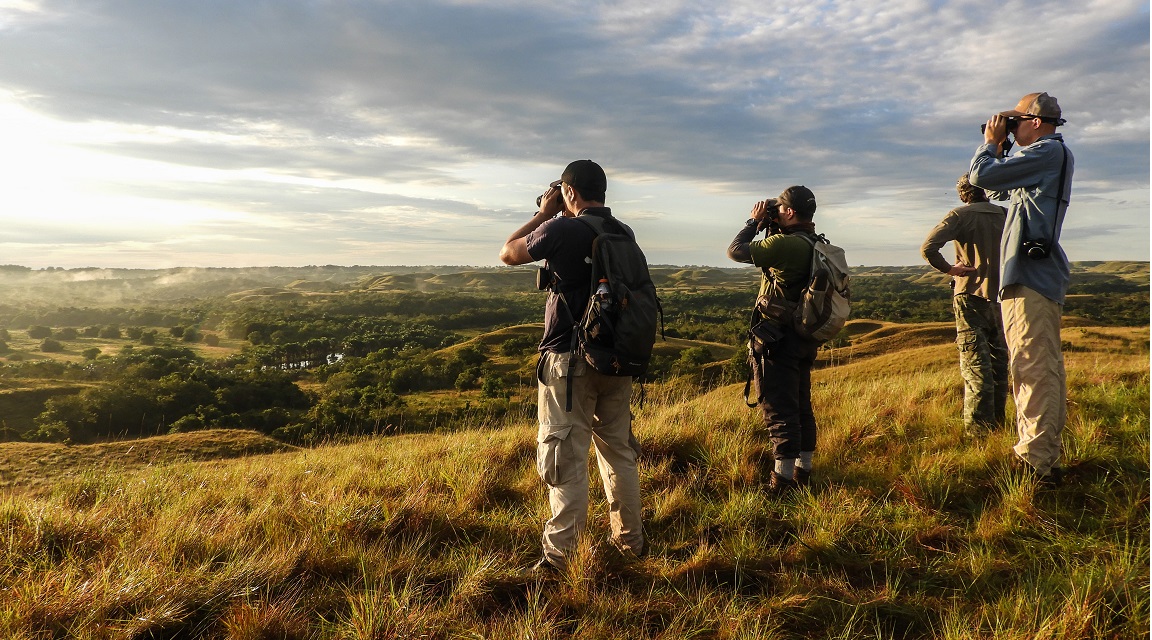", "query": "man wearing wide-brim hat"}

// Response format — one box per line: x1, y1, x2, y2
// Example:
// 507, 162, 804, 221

968, 92, 1074, 487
